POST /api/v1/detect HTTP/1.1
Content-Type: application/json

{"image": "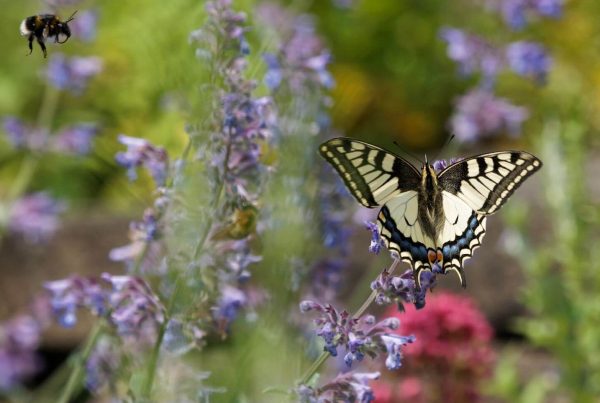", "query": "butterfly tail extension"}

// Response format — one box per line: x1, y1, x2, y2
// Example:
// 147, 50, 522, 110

441, 214, 487, 288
